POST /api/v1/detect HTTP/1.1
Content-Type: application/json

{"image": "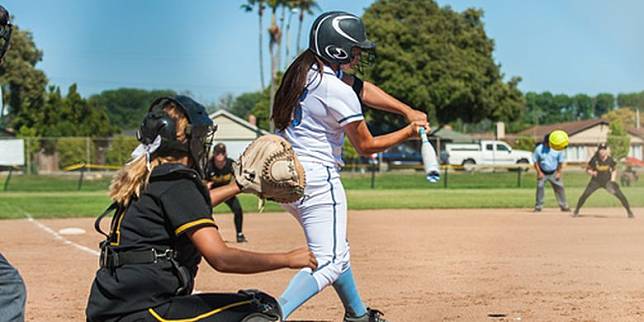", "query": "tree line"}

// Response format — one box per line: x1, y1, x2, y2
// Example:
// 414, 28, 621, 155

1, 0, 642, 141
